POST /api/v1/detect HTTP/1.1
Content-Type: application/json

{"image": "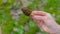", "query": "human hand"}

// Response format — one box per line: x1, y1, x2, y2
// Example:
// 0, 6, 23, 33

30, 11, 60, 34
